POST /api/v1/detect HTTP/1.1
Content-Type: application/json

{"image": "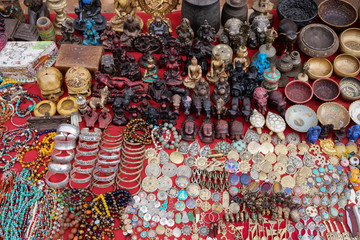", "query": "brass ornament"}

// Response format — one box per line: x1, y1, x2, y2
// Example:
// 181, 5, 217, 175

170, 151, 184, 164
